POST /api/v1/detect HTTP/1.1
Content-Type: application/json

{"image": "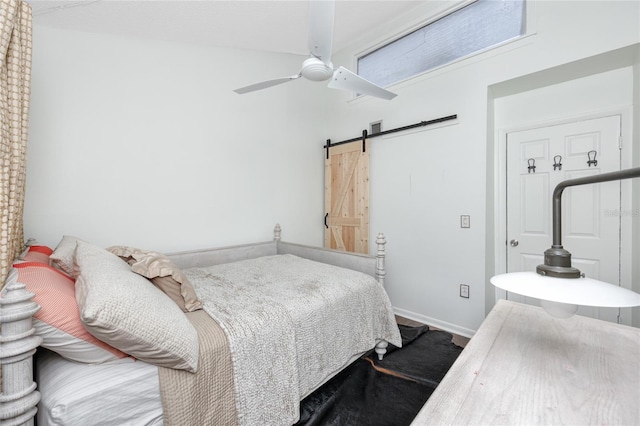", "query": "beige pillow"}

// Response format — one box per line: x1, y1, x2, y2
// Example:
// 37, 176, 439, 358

75, 241, 199, 372
107, 246, 203, 312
